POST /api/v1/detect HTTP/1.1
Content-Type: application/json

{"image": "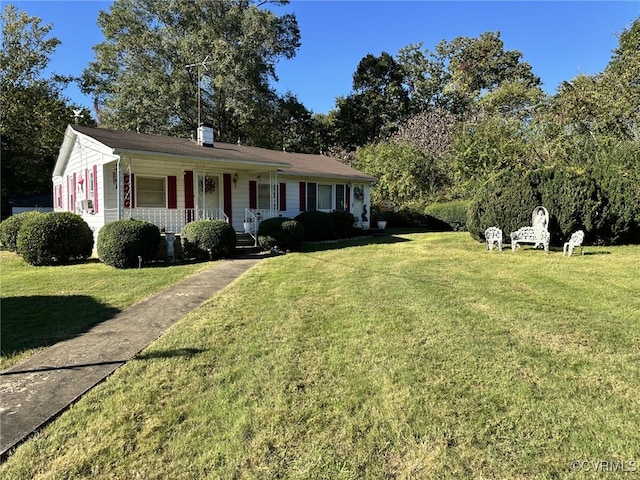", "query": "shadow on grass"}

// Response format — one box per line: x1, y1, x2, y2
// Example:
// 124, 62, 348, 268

299, 233, 411, 253
136, 348, 206, 360
0, 295, 120, 359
